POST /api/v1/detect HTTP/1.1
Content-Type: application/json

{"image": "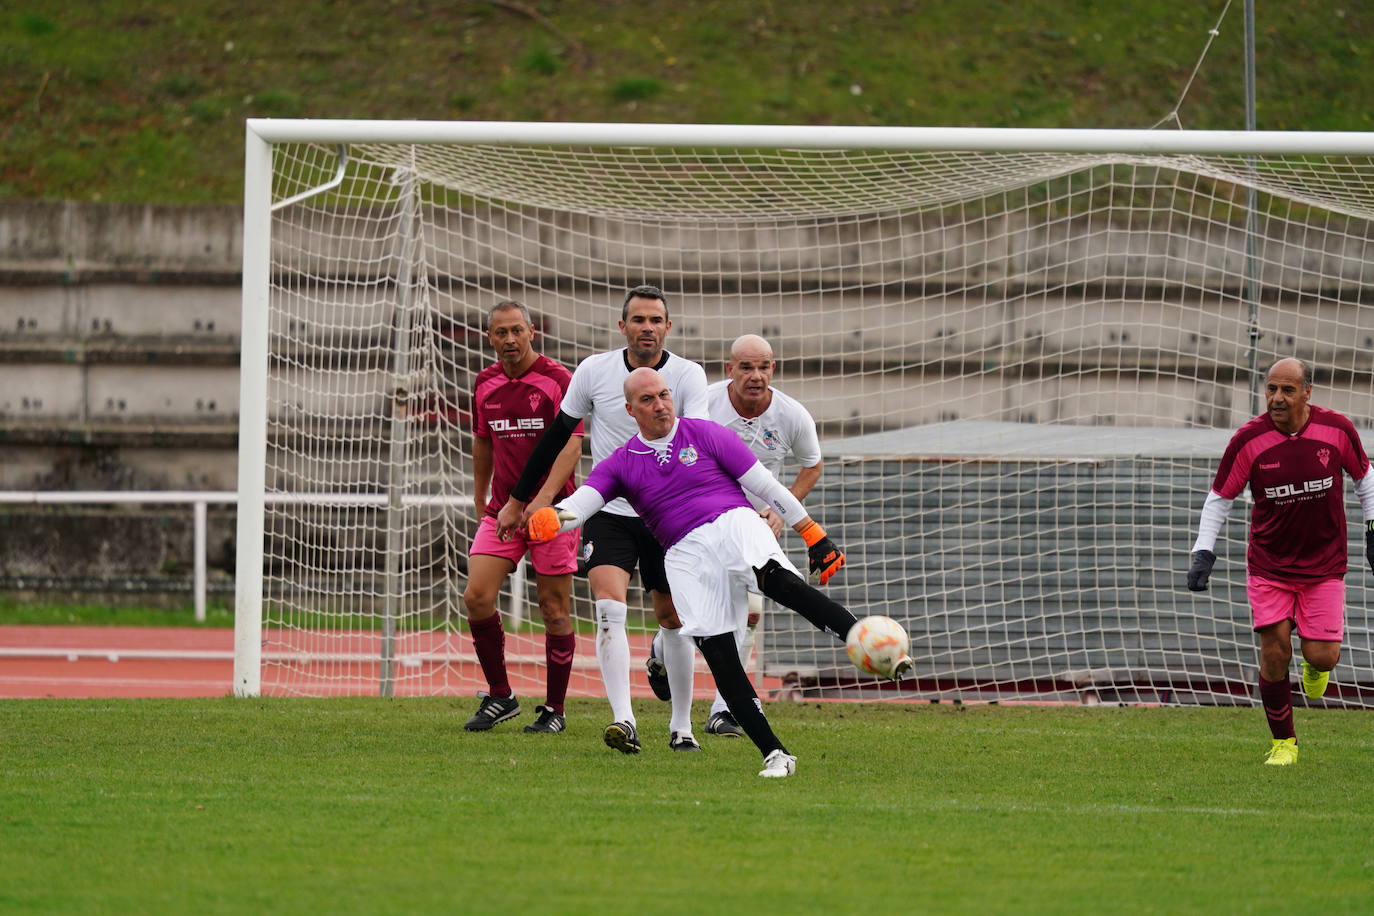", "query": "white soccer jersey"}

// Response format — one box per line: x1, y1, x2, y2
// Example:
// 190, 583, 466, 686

706, 379, 821, 510
562, 348, 709, 516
